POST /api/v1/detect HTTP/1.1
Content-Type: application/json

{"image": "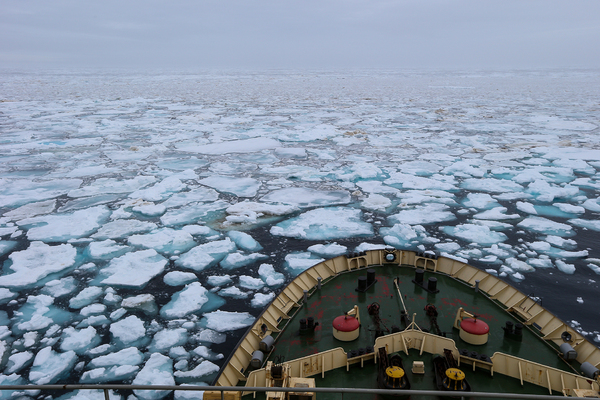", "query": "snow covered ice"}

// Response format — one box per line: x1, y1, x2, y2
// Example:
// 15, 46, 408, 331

0, 69, 600, 393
